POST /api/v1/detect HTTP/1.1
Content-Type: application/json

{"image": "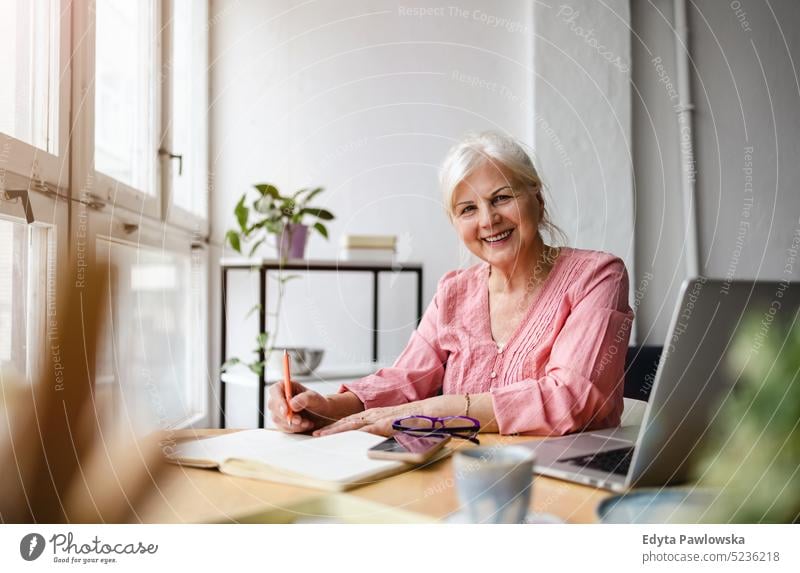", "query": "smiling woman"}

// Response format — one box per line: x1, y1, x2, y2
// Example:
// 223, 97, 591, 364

267, 131, 634, 438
